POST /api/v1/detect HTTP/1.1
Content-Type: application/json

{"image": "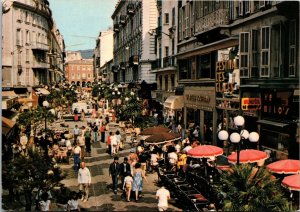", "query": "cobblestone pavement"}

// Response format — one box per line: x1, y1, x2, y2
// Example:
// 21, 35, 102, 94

59, 120, 181, 211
